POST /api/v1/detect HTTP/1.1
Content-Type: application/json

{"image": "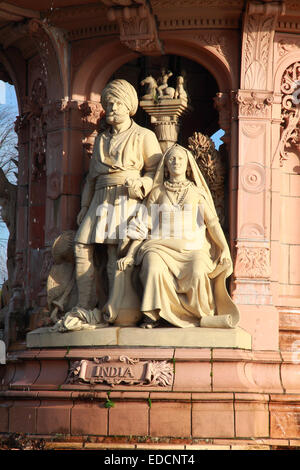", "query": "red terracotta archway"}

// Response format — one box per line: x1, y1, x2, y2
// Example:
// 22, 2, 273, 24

72, 35, 235, 101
